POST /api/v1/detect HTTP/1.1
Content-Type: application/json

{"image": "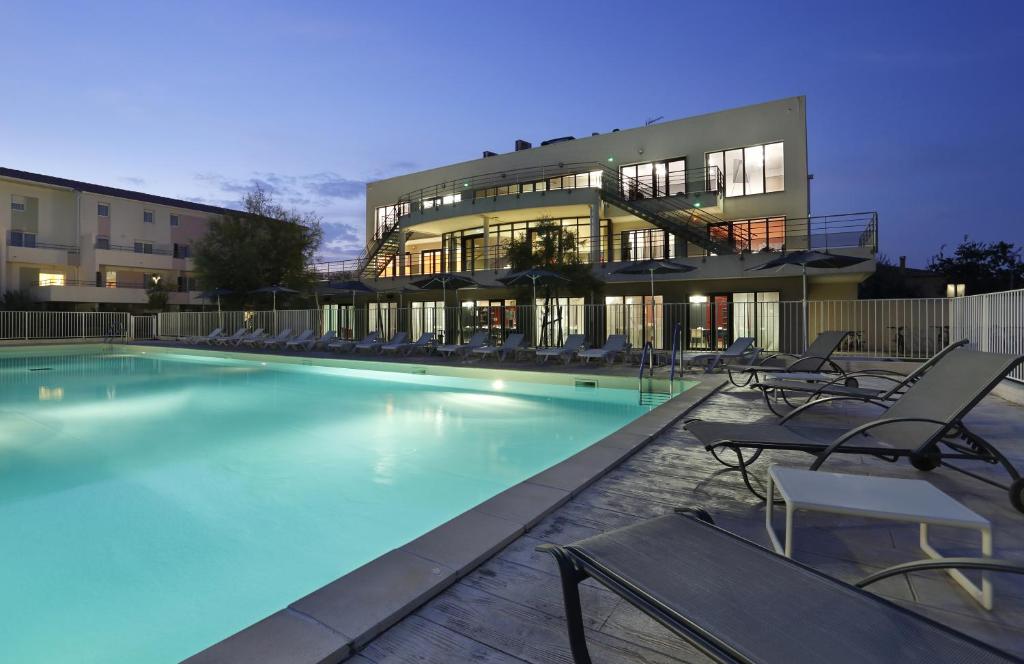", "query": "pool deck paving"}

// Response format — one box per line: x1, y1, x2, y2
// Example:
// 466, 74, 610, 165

342, 377, 1024, 663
